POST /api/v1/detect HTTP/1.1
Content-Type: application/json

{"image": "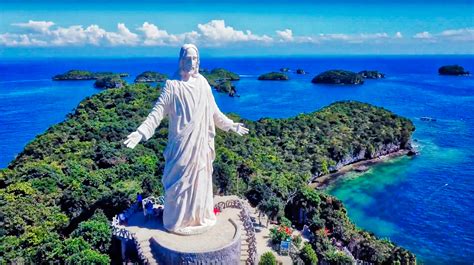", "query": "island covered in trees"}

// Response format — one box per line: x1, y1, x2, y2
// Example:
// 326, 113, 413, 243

258, 72, 290, 81
134, 71, 168, 83
53, 70, 128, 80
438, 65, 470, 76
0, 83, 416, 264
312, 70, 364, 85
200, 68, 240, 97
